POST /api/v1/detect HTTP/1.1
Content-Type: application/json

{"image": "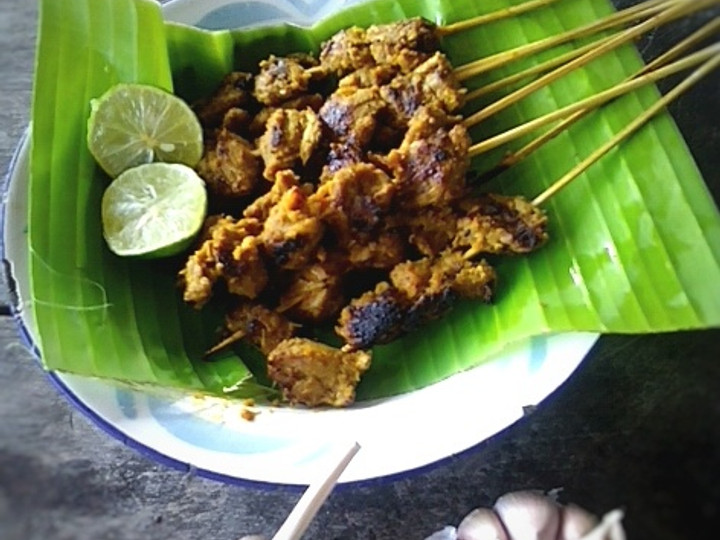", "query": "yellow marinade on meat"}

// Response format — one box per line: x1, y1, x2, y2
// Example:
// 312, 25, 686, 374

178, 18, 548, 408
